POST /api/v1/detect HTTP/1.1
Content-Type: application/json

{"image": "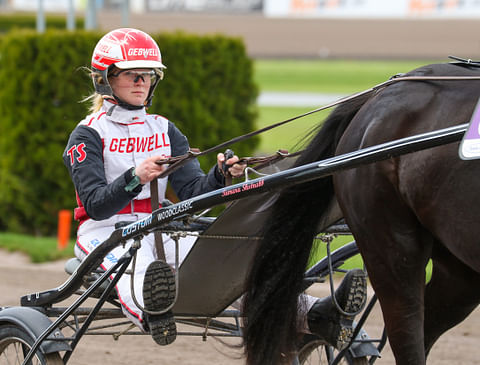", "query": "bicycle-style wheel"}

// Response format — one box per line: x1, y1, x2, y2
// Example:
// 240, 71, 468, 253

297, 335, 368, 365
0, 325, 62, 365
